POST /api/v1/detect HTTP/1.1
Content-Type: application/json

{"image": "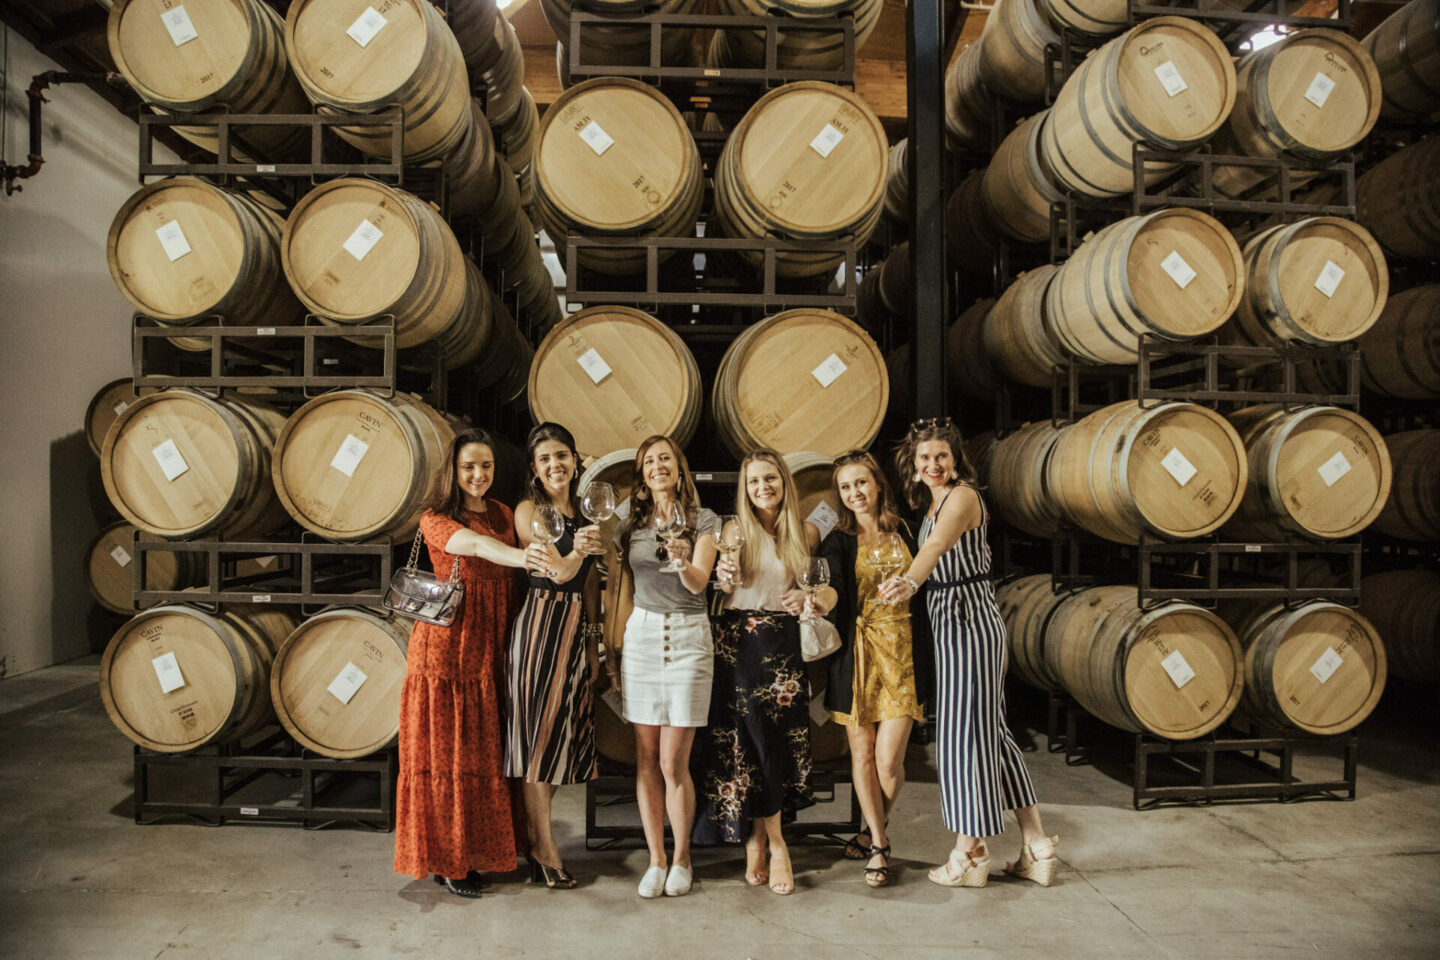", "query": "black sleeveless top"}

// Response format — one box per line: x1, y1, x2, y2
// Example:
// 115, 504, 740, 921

526, 514, 595, 594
